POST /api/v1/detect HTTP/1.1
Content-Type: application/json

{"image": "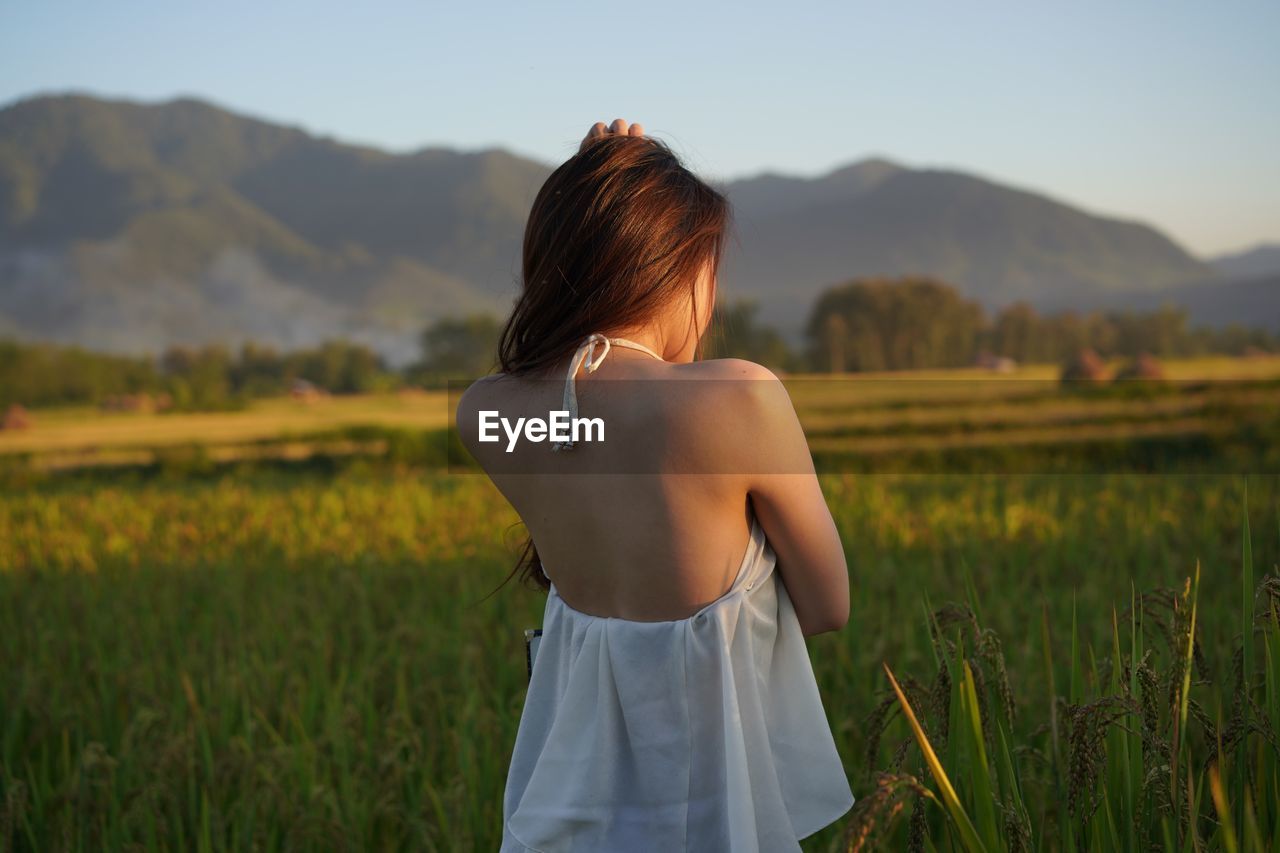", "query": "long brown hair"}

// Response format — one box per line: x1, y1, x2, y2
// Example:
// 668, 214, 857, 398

494, 132, 732, 593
